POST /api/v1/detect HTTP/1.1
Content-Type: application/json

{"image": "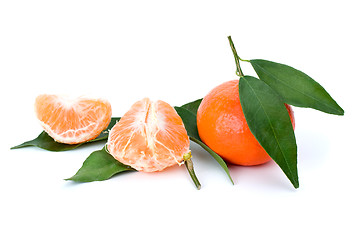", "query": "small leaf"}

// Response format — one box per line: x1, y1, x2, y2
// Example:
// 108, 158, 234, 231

65, 147, 135, 182
11, 117, 121, 151
240, 75, 299, 188
250, 59, 344, 115
175, 106, 234, 184
180, 98, 202, 116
